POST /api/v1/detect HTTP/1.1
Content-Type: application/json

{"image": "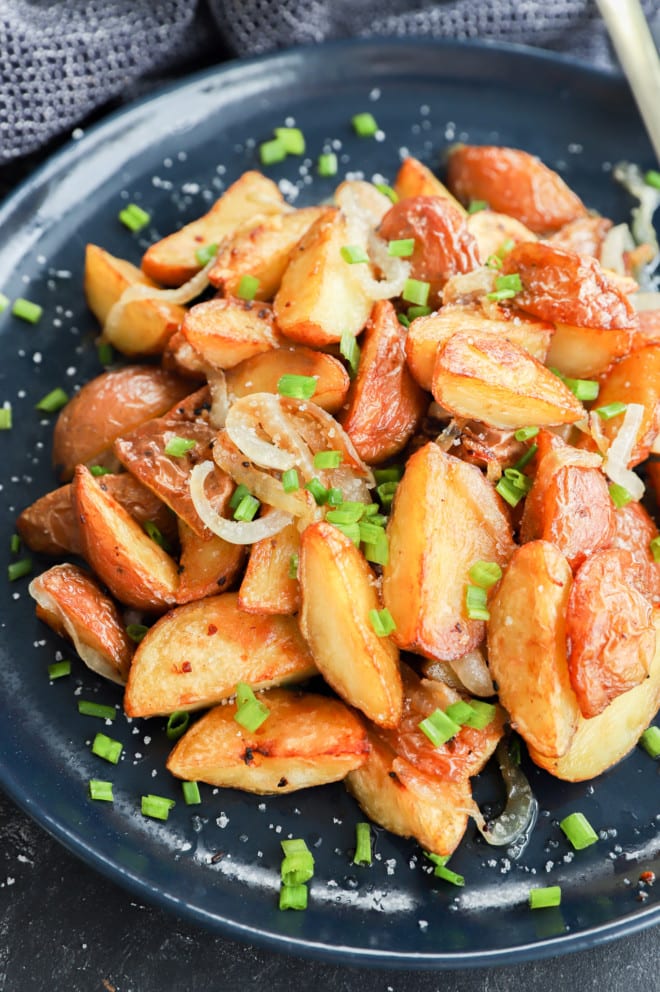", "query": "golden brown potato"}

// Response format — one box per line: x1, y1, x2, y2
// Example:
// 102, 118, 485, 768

566, 549, 655, 718
124, 593, 317, 716
466, 210, 537, 262
226, 344, 350, 414
549, 216, 613, 258
394, 156, 466, 213
299, 521, 402, 728
73, 465, 179, 612
208, 206, 326, 299
29, 563, 133, 684
161, 329, 209, 380
274, 208, 373, 347
382, 444, 515, 661
166, 688, 369, 794
339, 300, 426, 464
238, 520, 300, 615
181, 297, 278, 370
141, 171, 286, 286
176, 520, 246, 605
431, 332, 584, 430
84, 244, 185, 356
405, 302, 553, 391
52, 367, 192, 481
488, 540, 580, 759
531, 613, 660, 780
593, 346, 660, 466
346, 730, 472, 858
545, 321, 634, 379
446, 145, 588, 233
